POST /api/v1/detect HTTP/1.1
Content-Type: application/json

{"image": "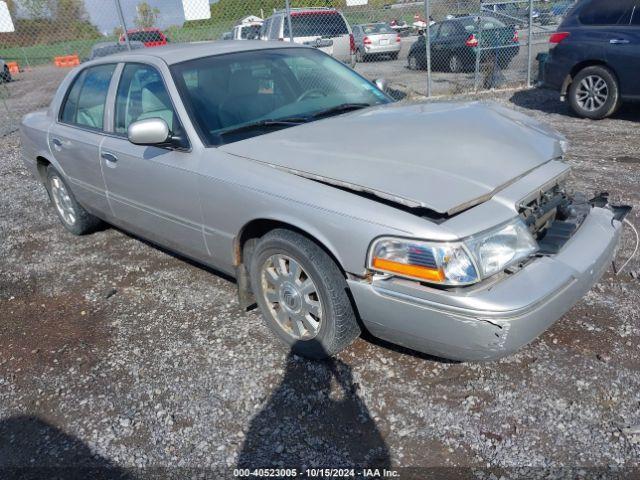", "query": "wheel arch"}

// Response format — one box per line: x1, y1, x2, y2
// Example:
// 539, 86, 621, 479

234, 218, 348, 278
562, 60, 617, 97
36, 155, 51, 184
